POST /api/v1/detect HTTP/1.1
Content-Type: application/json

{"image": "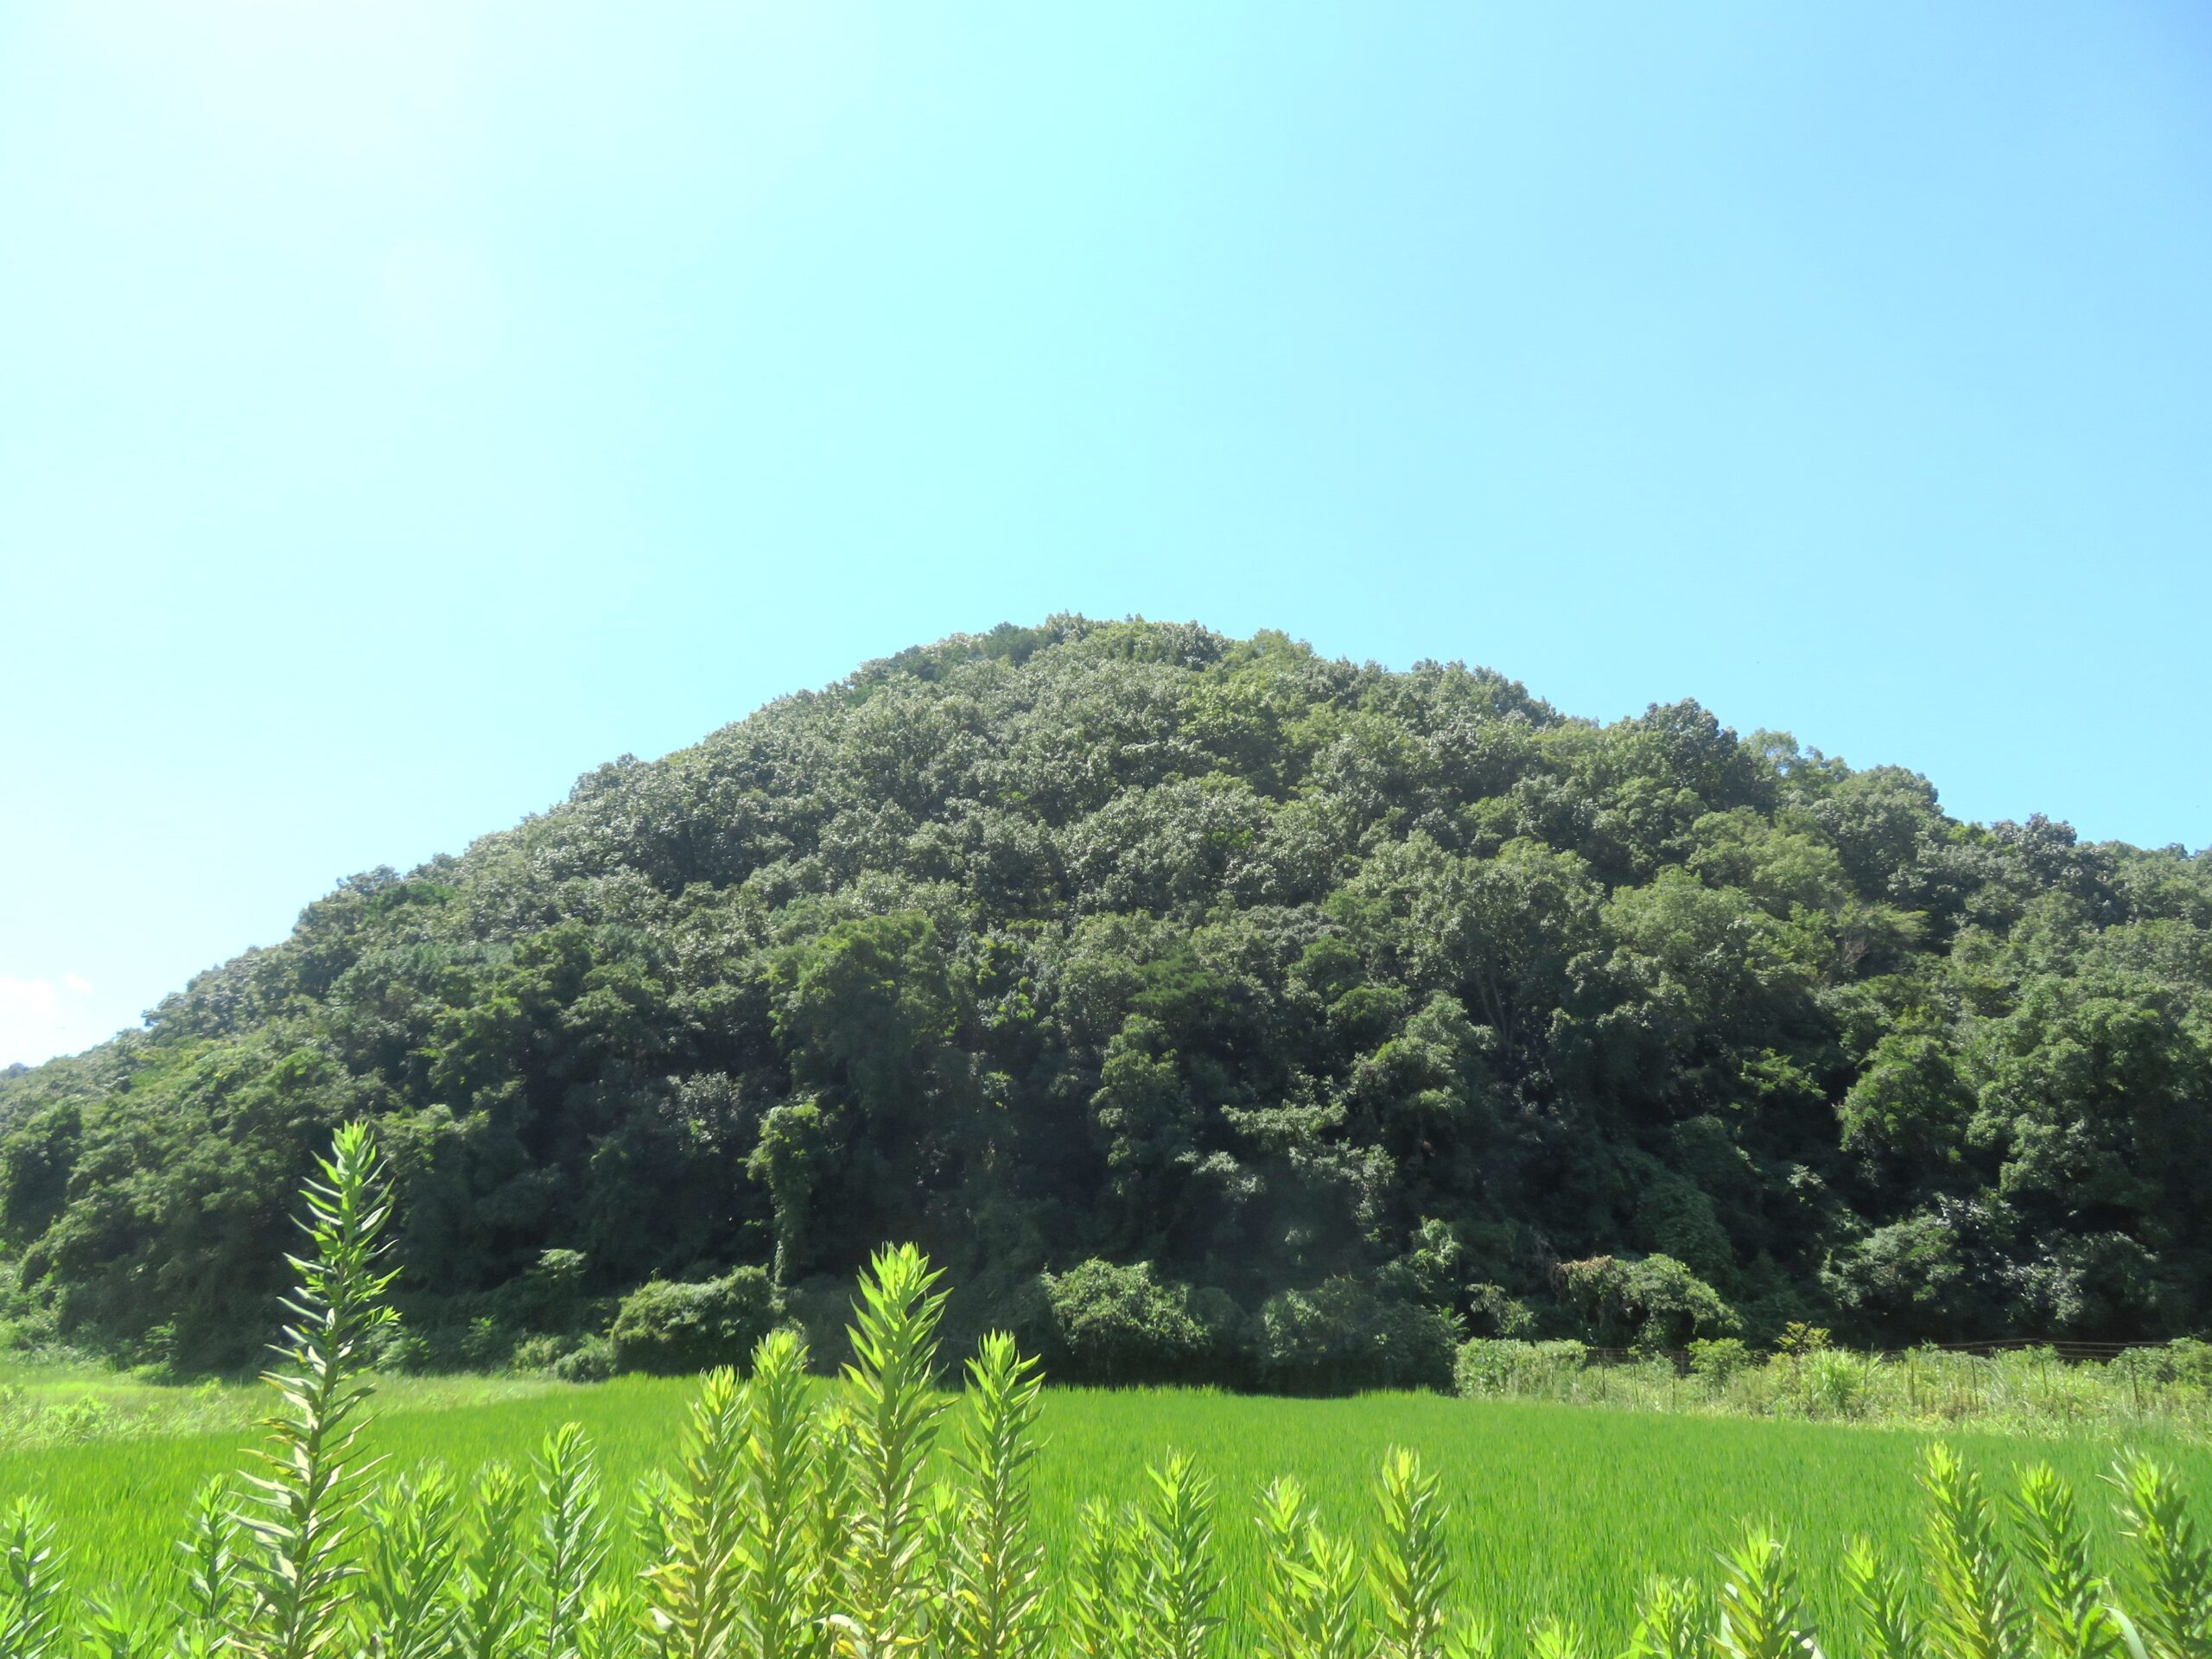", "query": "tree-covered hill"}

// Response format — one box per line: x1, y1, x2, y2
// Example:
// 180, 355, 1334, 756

4, 618, 2209, 1373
